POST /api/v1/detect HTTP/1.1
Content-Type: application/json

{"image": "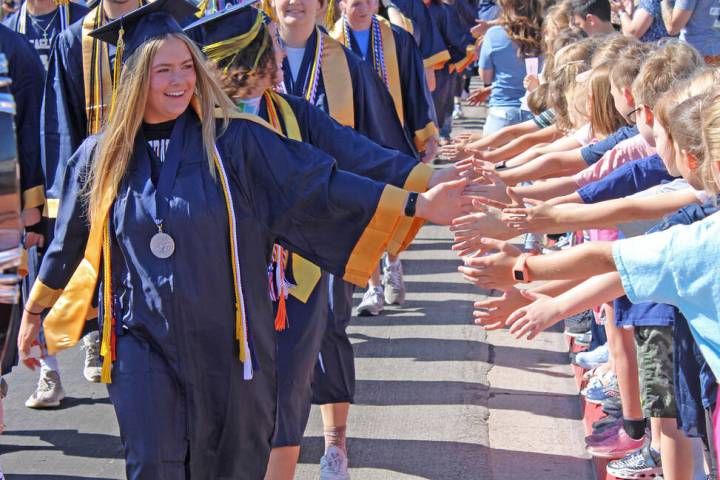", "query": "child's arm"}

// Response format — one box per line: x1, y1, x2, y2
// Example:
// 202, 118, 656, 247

502, 188, 701, 234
